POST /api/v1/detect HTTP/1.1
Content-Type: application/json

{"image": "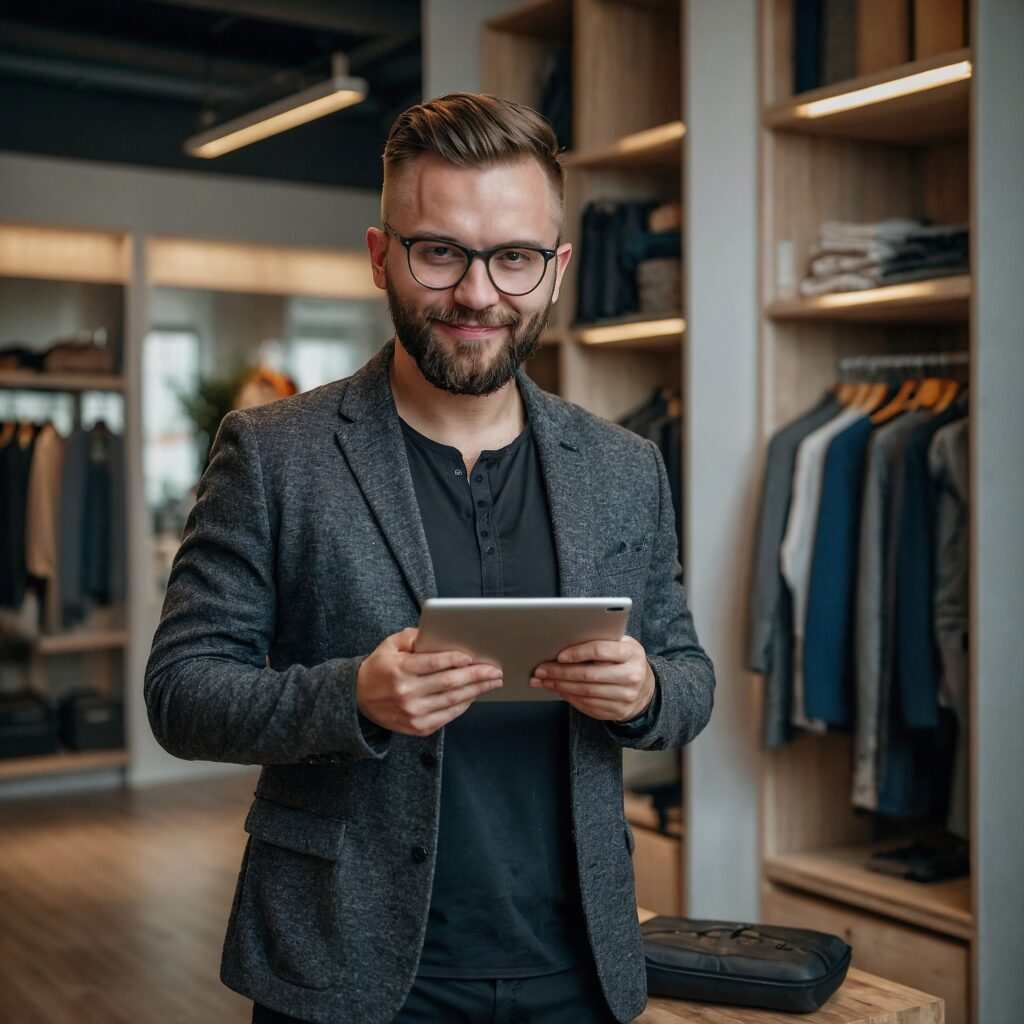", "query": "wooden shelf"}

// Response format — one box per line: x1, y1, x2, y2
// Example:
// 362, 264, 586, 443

766, 274, 970, 324
0, 369, 125, 392
34, 631, 129, 655
484, 0, 570, 38
562, 121, 685, 171
625, 791, 684, 839
765, 49, 971, 144
0, 748, 129, 782
765, 844, 973, 941
573, 312, 685, 349
0, 223, 131, 284
539, 327, 566, 347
